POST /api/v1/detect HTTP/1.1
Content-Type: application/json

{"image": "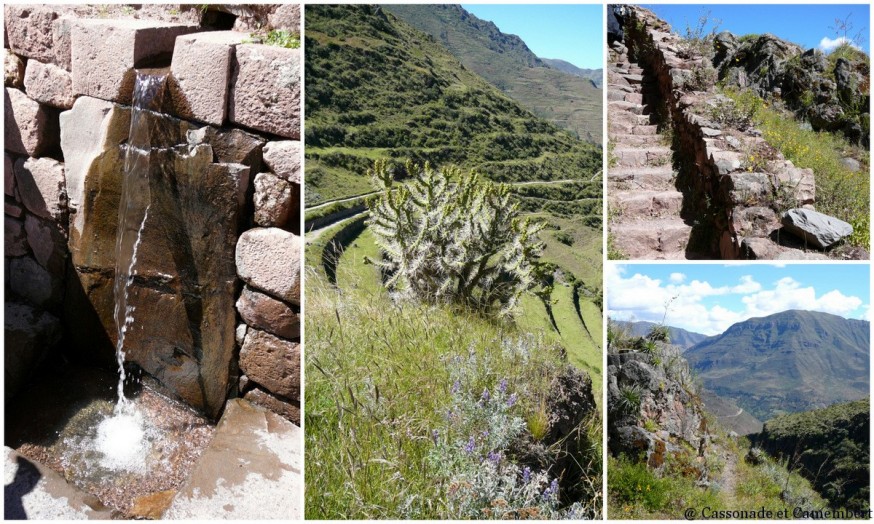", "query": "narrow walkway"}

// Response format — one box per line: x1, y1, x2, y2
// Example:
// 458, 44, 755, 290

607, 42, 698, 260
